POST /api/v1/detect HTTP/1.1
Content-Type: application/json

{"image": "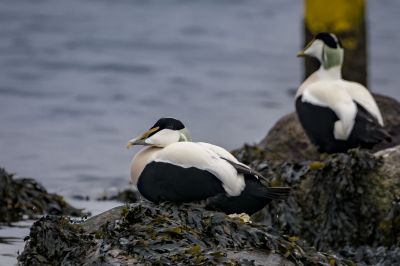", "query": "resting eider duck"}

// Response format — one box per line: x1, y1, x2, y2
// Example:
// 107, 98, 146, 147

126, 117, 290, 215
296, 32, 391, 153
